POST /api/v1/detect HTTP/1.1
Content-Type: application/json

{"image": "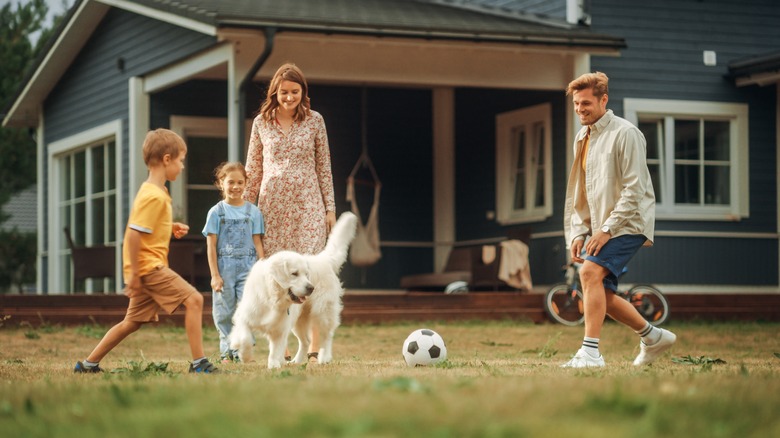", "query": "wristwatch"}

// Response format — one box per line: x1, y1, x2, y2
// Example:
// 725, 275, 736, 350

601, 225, 611, 235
